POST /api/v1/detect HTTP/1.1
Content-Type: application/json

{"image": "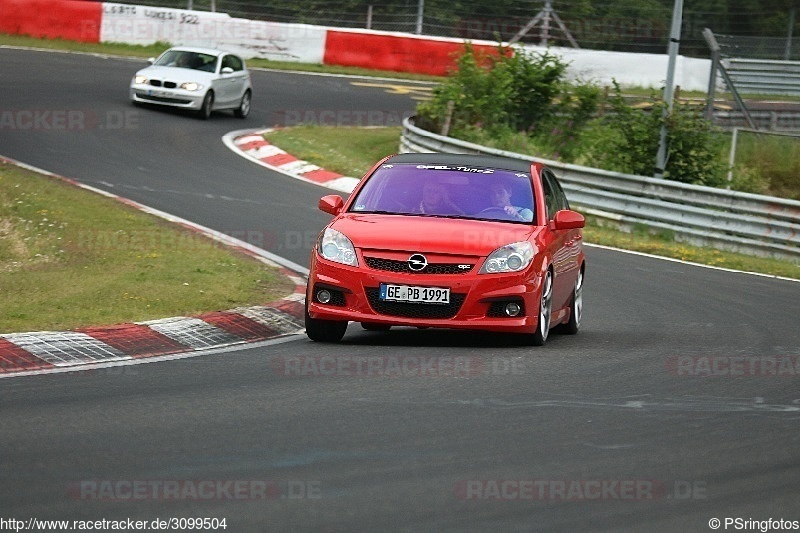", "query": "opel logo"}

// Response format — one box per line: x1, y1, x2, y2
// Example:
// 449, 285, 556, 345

407, 253, 428, 272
